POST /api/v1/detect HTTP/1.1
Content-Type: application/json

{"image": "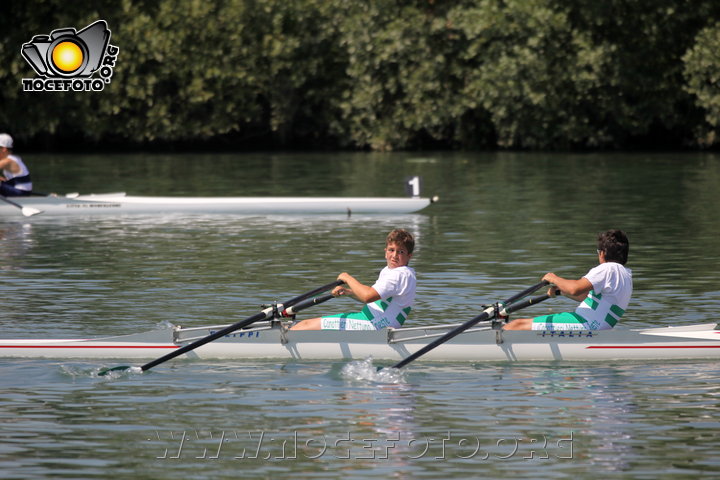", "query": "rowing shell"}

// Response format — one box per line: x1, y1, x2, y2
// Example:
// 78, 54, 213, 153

1, 322, 718, 362
0, 193, 435, 216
